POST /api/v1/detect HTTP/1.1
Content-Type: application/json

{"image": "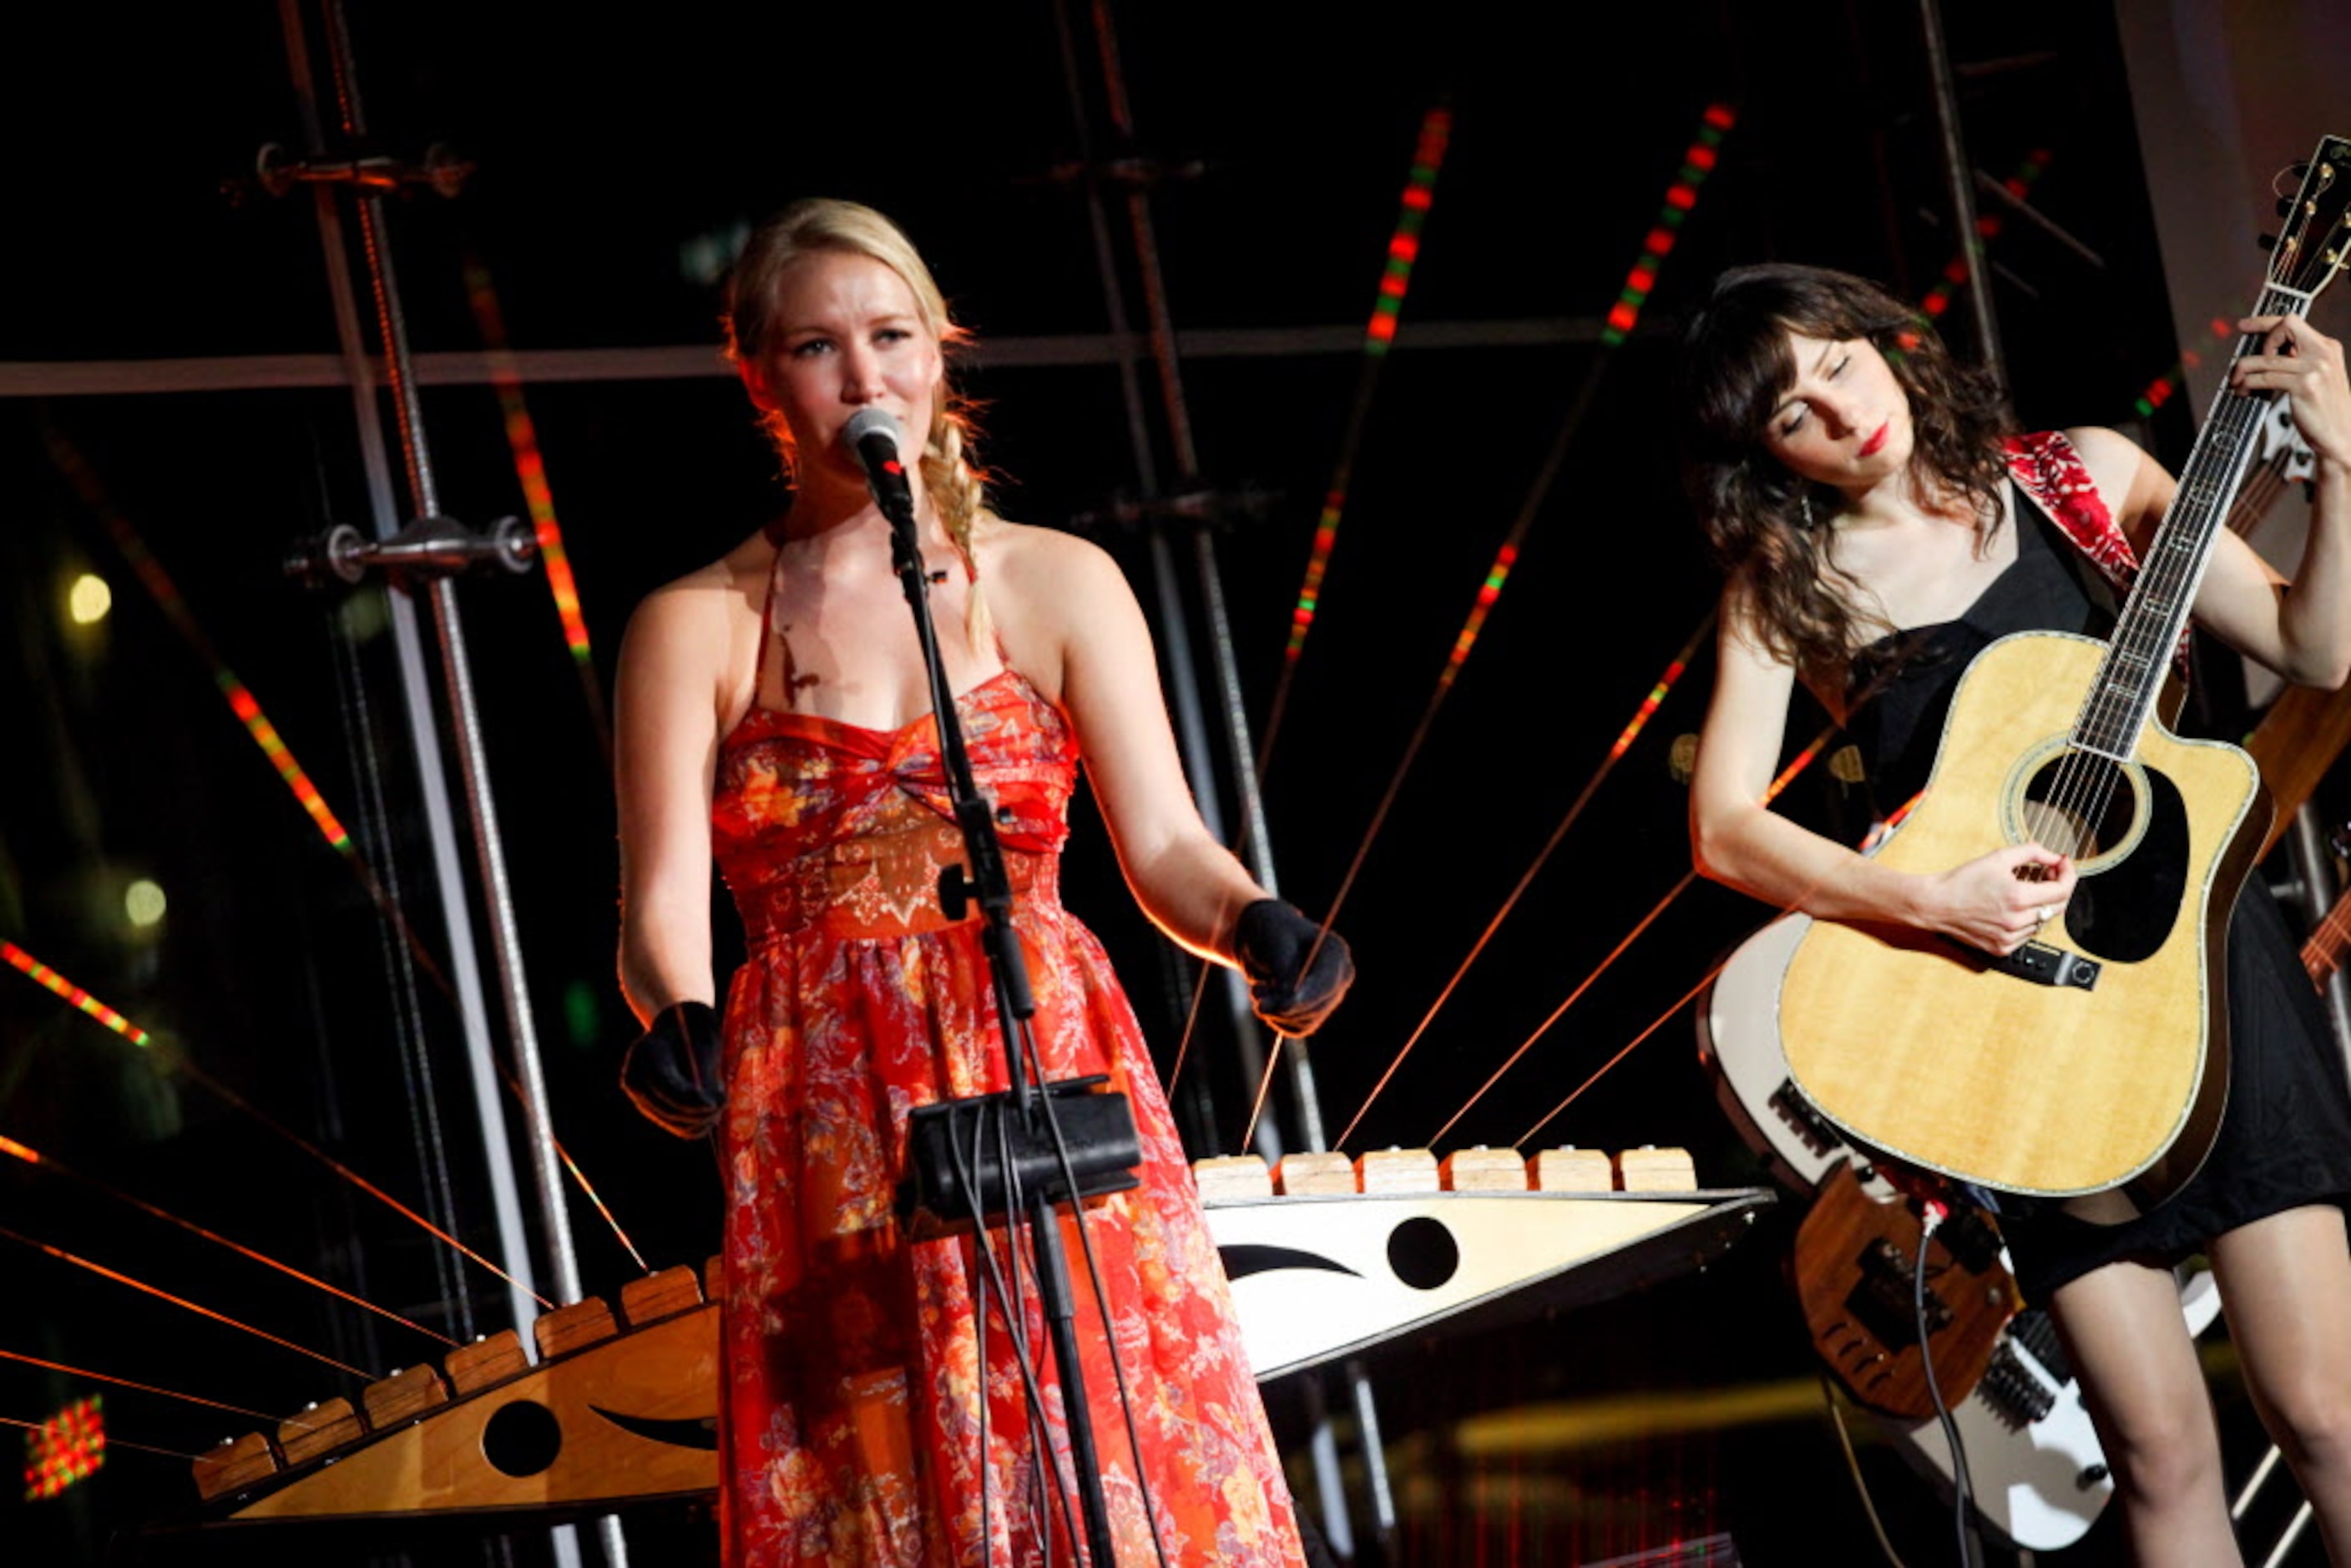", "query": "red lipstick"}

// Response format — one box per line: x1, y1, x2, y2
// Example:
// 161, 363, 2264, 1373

1859, 422, 1889, 458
